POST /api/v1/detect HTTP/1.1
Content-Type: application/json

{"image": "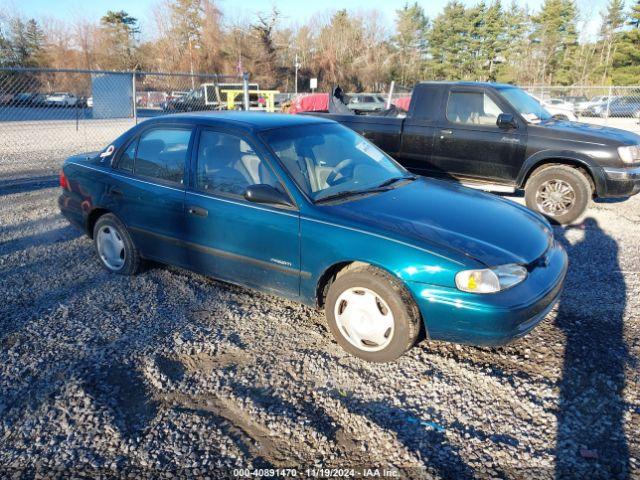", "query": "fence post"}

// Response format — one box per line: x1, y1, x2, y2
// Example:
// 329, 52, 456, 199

242, 72, 250, 111
386, 81, 395, 110
132, 72, 138, 124
605, 85, 613, 125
